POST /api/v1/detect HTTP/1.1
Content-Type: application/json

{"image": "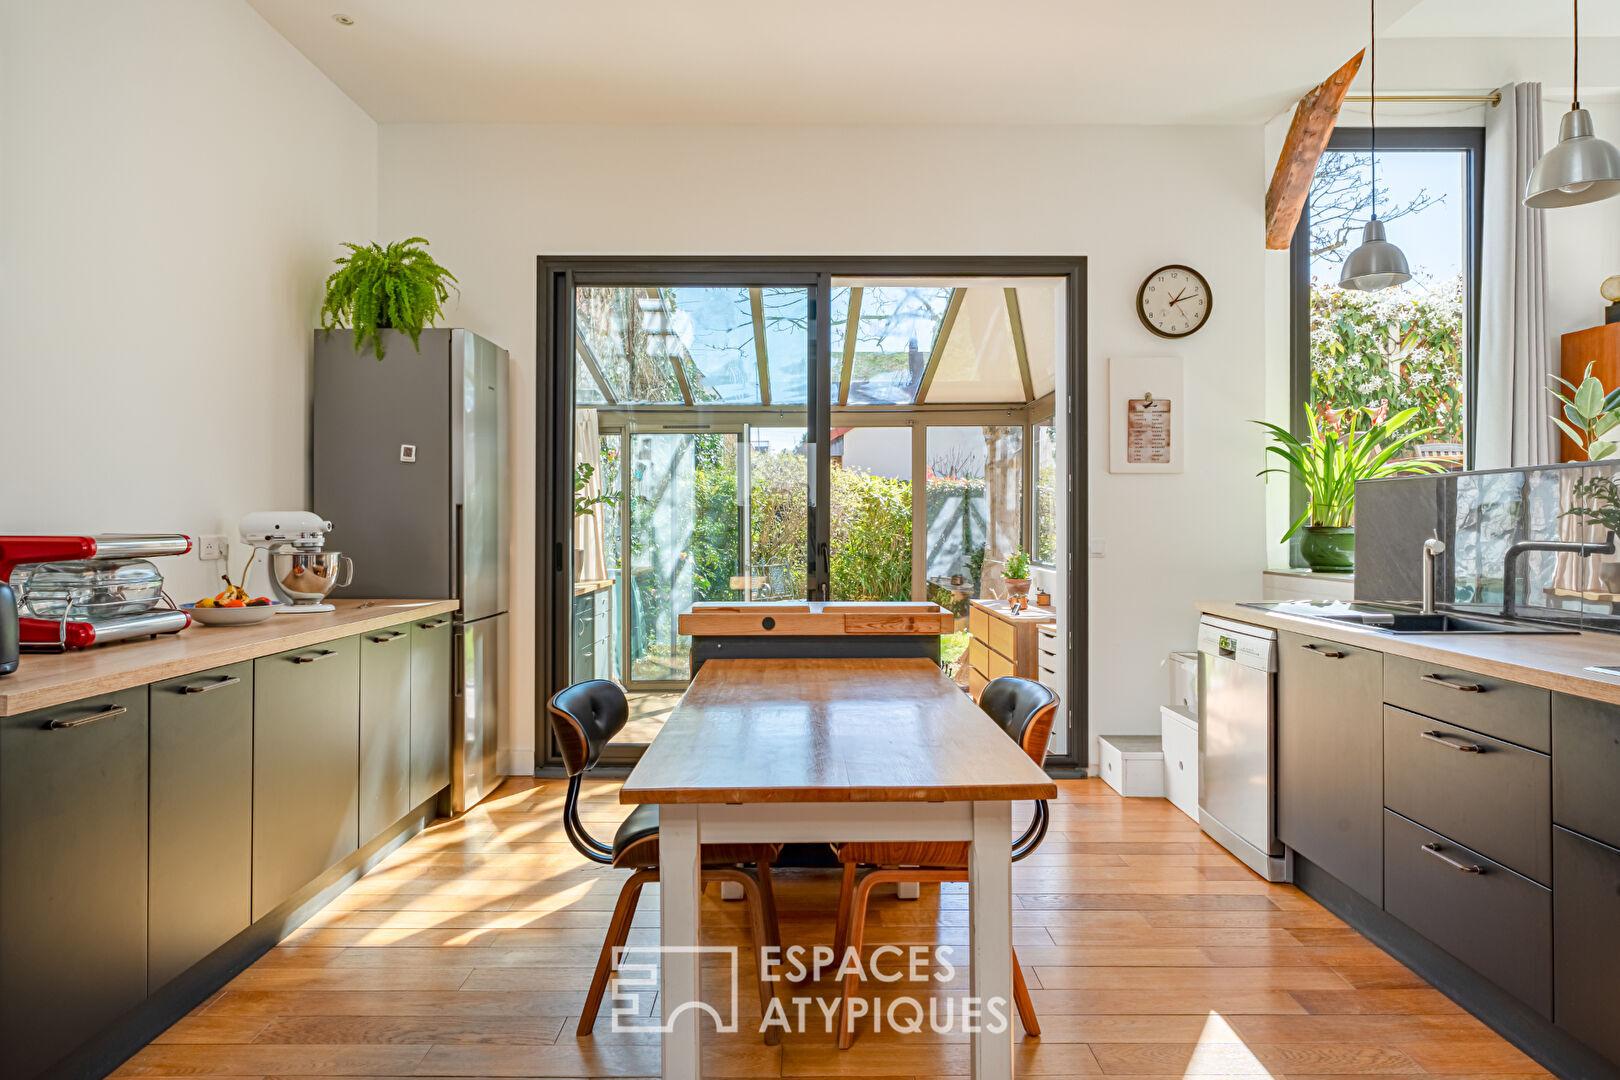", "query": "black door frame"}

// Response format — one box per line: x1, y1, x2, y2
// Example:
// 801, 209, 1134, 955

536, 256, 1088, 773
